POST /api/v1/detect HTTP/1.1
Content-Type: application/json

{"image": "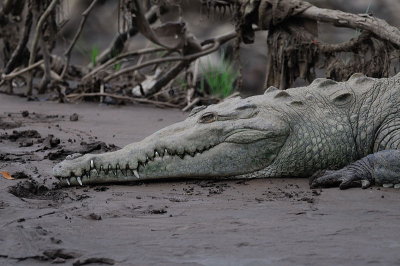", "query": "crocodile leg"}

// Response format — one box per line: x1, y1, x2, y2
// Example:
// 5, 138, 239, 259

310, 150, 400, 189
